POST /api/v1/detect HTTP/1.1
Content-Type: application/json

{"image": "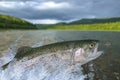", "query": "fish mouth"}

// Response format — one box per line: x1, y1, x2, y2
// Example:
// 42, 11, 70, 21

88, 43, 103, 60
93, 43, 99, 53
